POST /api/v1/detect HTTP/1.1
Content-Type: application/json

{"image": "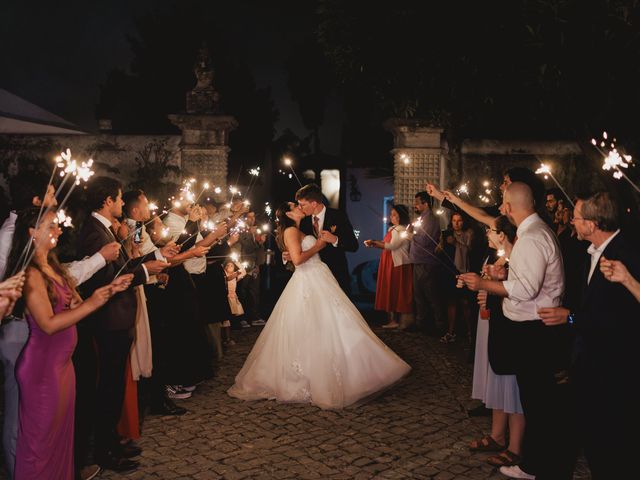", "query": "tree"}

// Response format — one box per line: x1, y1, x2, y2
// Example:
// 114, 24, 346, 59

96, 1, 279, 174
